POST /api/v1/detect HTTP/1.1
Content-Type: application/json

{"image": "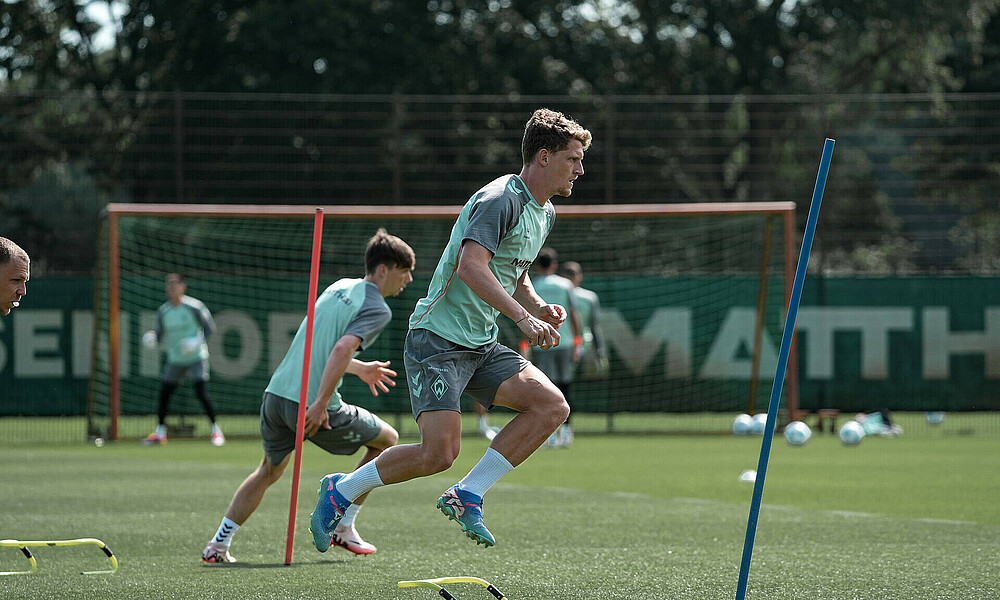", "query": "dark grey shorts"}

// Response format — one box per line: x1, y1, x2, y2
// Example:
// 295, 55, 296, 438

259, 392, 382, 466
403, 328, 529, 420
532, 347, 576, 384
162, 359, 209, 384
